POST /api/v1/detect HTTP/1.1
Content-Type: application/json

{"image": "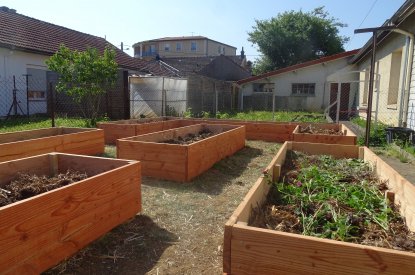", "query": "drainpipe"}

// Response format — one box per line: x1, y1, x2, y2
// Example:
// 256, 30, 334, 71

393, 29, 414, 127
